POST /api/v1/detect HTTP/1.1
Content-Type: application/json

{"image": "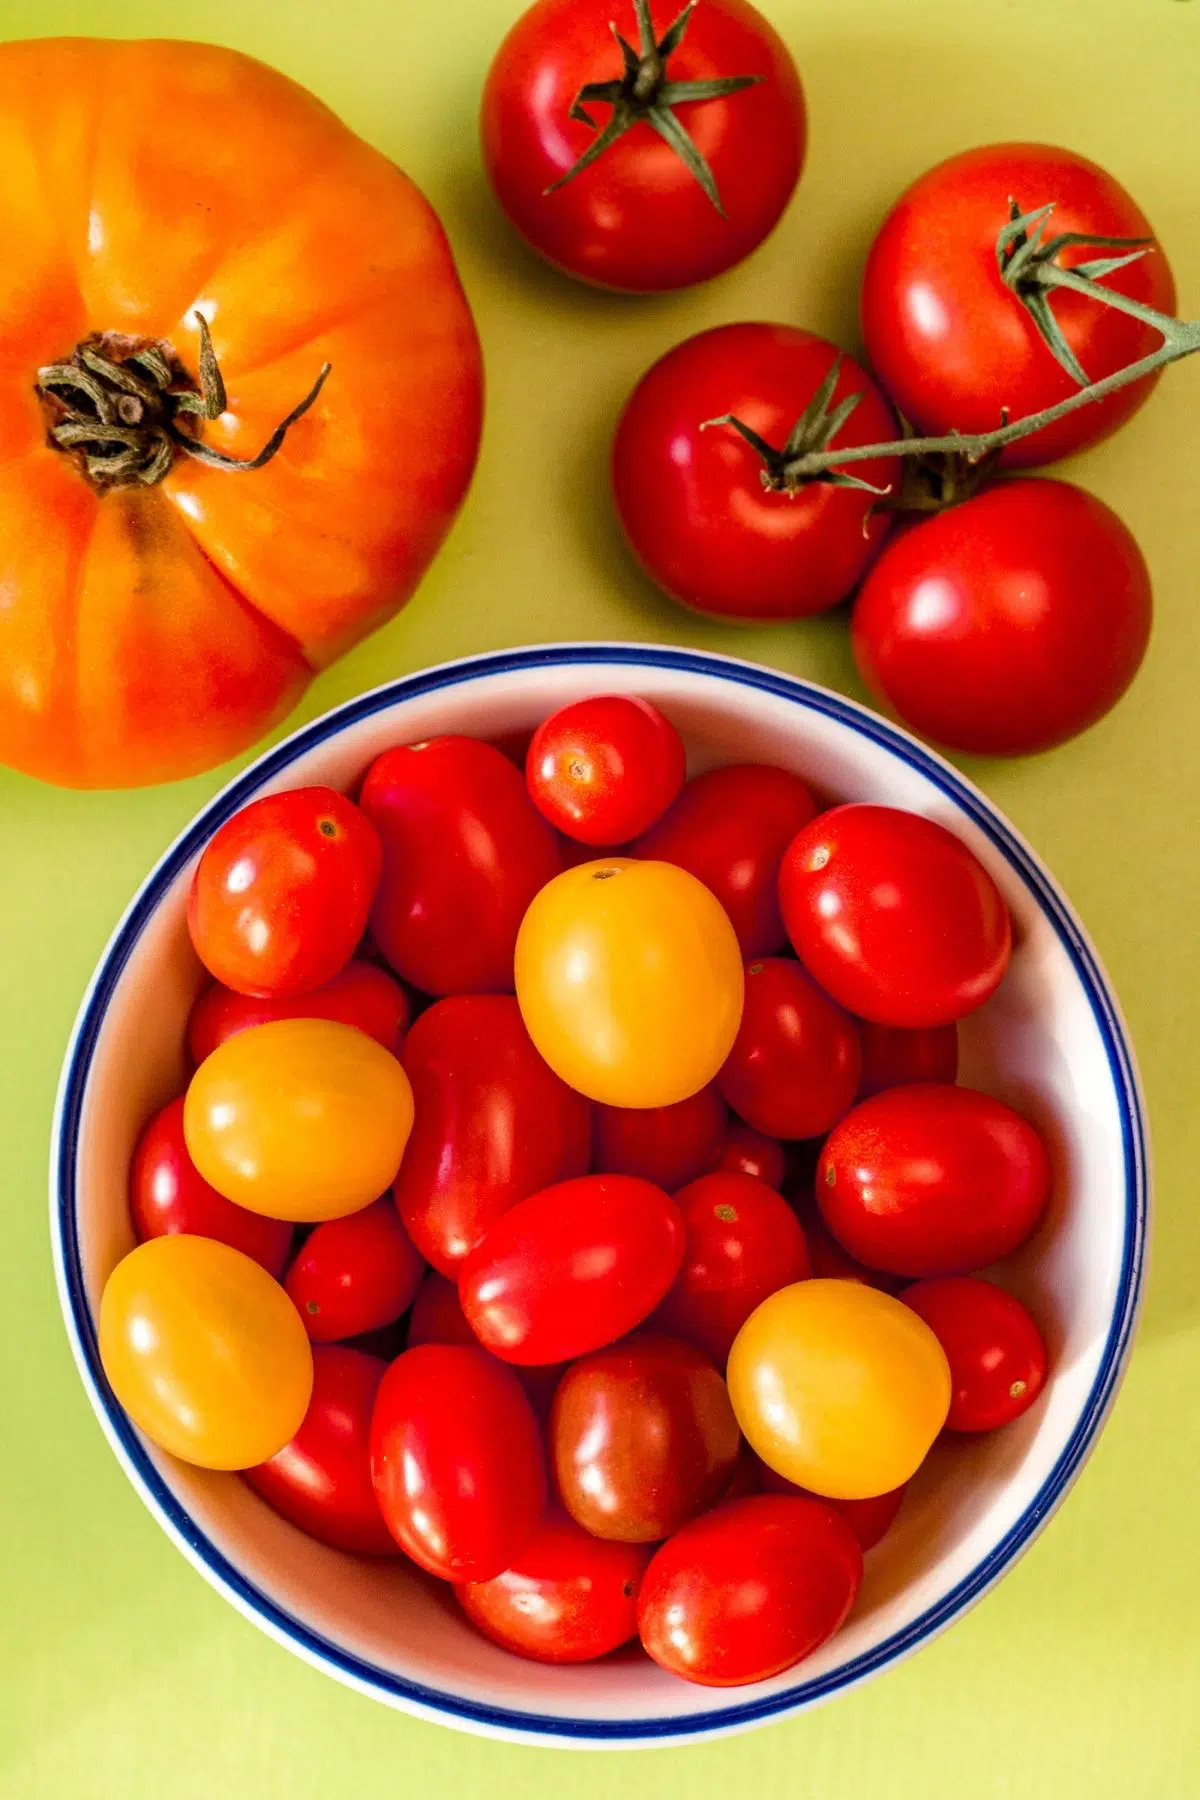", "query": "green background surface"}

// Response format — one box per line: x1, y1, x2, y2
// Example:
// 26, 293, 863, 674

1, 0, 1197, 1793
